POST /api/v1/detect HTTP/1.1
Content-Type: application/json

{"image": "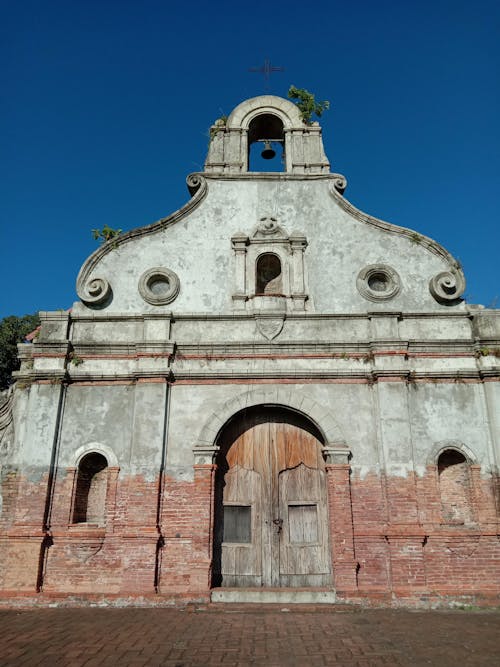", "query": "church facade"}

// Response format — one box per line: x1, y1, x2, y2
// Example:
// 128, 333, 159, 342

1, 95, 499, 606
